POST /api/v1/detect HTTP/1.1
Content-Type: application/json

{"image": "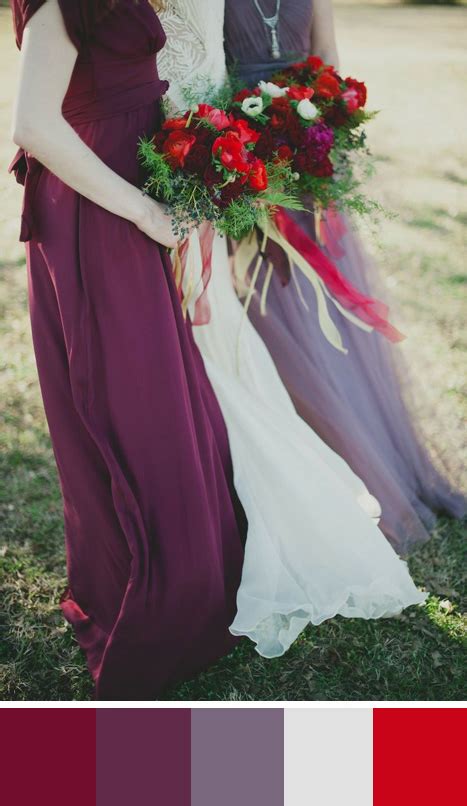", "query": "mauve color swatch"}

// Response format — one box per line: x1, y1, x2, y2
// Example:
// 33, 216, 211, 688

96, 708, 190, 806
191, 708, 284, 806
0, 708, 96, 806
